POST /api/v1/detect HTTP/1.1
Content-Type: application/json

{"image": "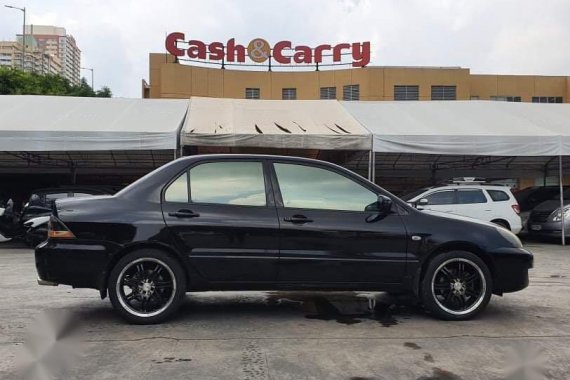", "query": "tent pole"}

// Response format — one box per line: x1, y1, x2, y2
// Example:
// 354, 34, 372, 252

559, 155, 566, 246
368, 150, 373, 181
371, 152, 376, 184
